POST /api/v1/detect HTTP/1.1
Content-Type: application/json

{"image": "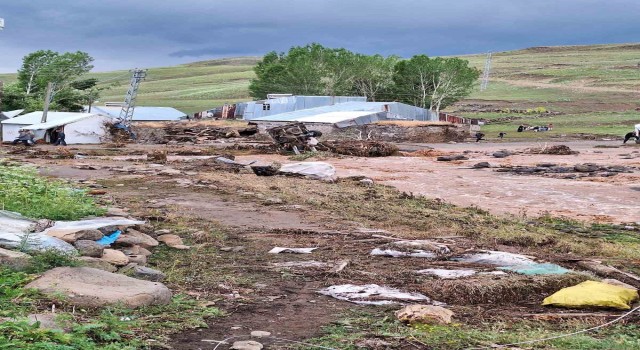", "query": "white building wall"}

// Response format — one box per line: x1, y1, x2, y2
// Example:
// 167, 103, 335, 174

2, 124, 23, 142
63, 115, 111, 144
